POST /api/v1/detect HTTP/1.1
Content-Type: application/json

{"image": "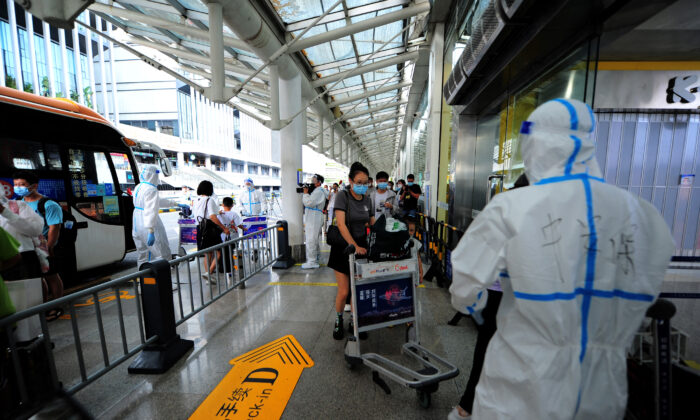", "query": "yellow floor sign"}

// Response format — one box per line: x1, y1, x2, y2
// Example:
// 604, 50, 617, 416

189, 335, 313, 420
